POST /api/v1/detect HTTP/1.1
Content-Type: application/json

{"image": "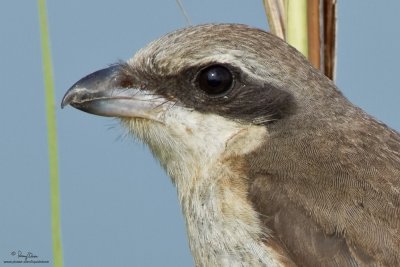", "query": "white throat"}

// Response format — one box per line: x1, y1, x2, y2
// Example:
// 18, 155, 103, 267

123, 105, 285, 267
